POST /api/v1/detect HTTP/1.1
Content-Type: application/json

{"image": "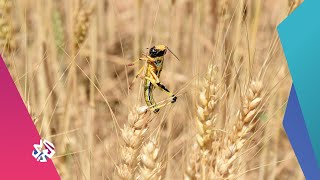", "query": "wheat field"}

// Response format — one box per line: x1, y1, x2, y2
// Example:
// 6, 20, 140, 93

1, 0, 305, 179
